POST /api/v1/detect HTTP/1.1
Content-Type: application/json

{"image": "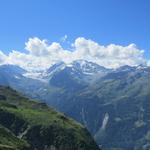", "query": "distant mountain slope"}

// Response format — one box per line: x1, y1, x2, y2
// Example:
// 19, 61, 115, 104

0, 86, 100, 150
61, 65, 150, 150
